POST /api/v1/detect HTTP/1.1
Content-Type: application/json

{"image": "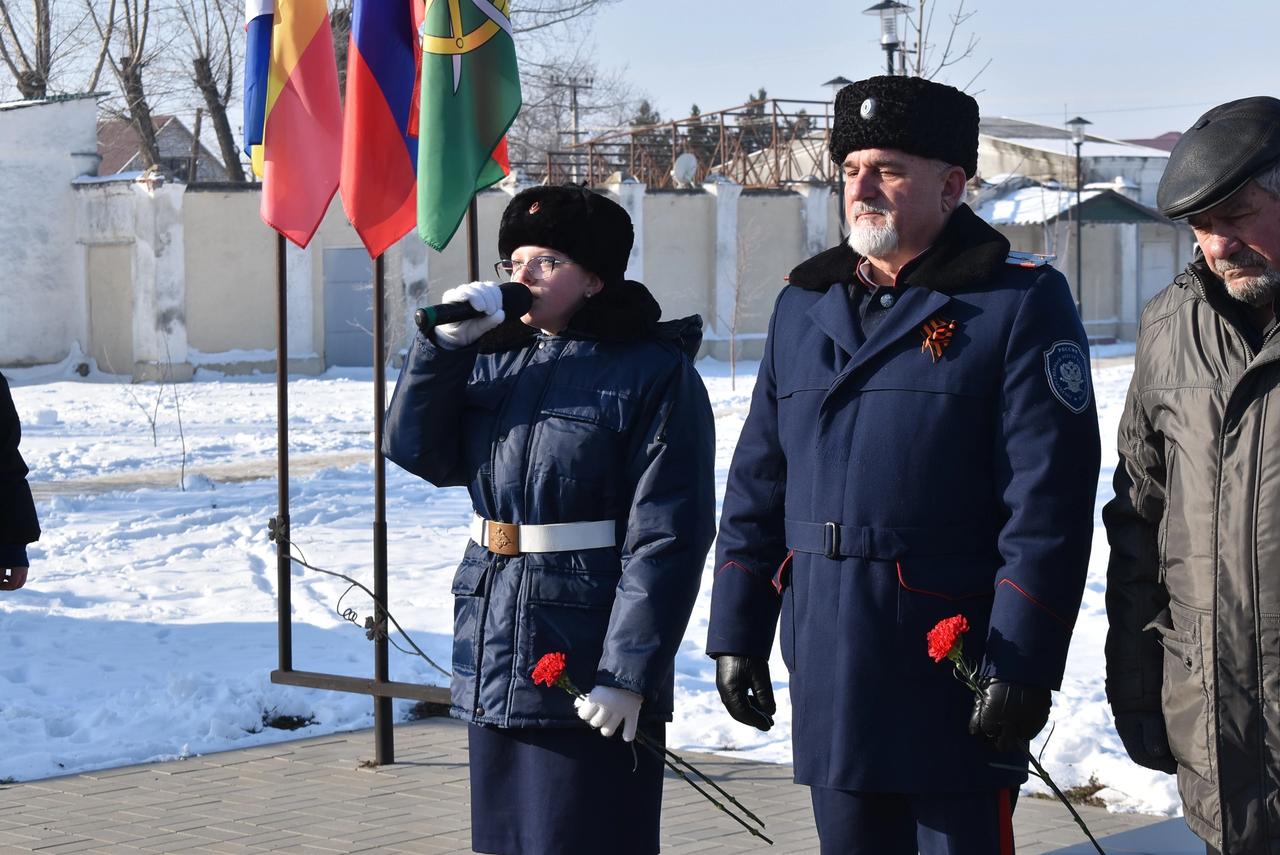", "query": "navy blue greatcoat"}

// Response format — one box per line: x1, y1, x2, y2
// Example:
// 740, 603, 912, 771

384, 281, 716, 728
0, 372, 39, 568
707, 206, 1101, 792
